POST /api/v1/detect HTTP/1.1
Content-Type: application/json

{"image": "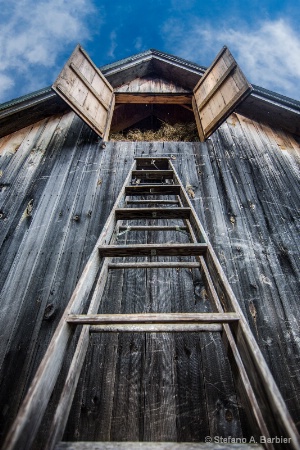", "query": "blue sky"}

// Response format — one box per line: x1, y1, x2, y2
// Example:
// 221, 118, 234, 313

0, 0, 300, 104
